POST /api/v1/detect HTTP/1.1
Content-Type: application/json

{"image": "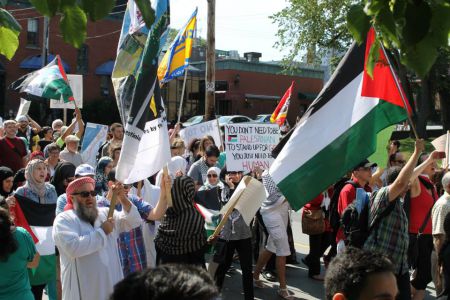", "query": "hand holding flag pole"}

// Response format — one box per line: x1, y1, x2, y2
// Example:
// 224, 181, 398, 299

162, 165, 173, 207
